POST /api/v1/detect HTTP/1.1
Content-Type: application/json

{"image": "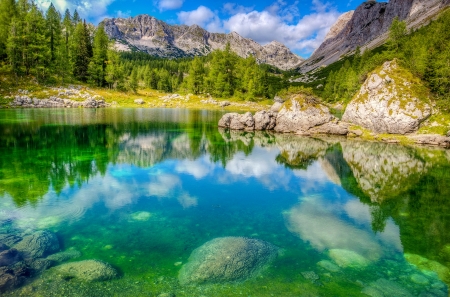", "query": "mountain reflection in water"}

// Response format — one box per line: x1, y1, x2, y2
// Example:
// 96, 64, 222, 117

1, 108, 450, 296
